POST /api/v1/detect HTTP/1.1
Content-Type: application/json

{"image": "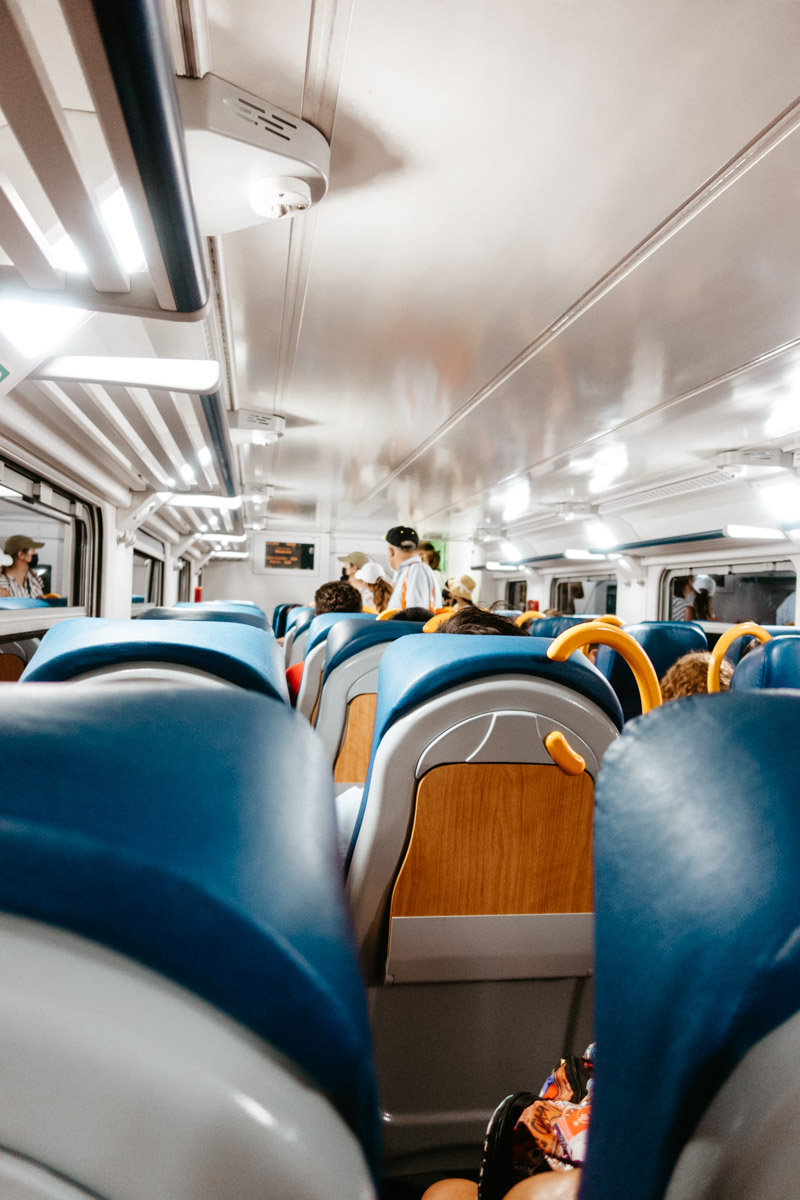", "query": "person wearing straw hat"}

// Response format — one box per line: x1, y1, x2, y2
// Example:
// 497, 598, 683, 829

0, 535, 45, 599
445, 574, 477, 609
